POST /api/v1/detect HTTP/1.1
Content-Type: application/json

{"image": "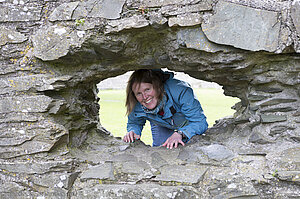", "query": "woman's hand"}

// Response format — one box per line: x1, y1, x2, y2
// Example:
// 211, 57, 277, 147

162, 132, 185, 149
123, 131, 141, 143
